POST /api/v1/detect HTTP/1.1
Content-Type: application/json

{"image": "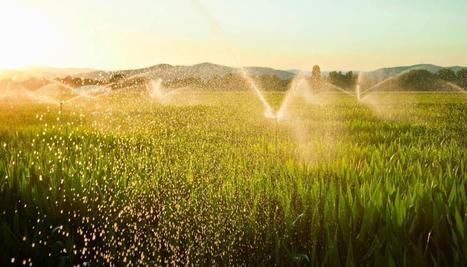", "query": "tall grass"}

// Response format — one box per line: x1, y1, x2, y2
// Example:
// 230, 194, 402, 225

0, 92, 465, 266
